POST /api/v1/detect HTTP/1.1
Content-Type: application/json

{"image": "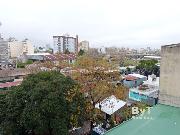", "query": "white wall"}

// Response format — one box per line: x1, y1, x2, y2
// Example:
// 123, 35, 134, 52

8, 41, 23, 58
8, 39, 34, 58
